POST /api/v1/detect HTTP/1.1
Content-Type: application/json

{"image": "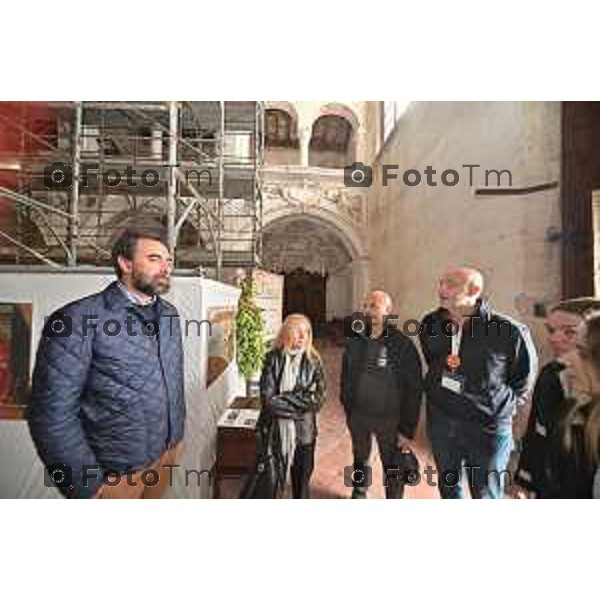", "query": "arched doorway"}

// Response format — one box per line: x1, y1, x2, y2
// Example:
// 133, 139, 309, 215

261, 213, 365, 338
283, 267, 327, 332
